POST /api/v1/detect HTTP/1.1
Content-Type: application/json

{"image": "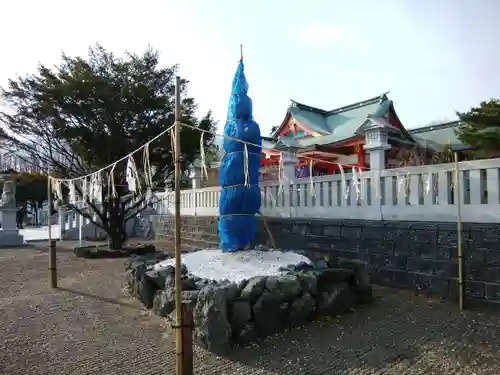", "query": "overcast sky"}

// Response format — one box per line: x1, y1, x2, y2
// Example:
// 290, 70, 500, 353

1, 0, 499, 134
